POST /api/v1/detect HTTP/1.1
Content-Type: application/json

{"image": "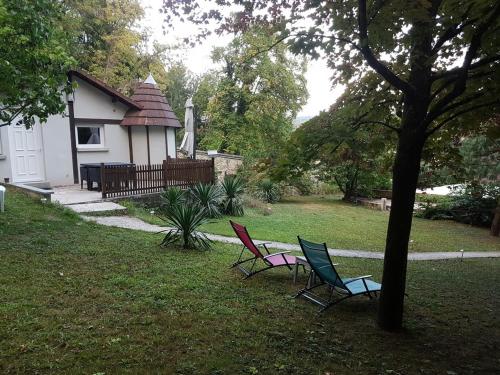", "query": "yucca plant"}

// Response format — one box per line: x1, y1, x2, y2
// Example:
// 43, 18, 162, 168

256, 179, 281, 203
160, 186, 185, 214
159, 204, 212, 250
188, 182, 224, 218
220, 175, 245, 216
